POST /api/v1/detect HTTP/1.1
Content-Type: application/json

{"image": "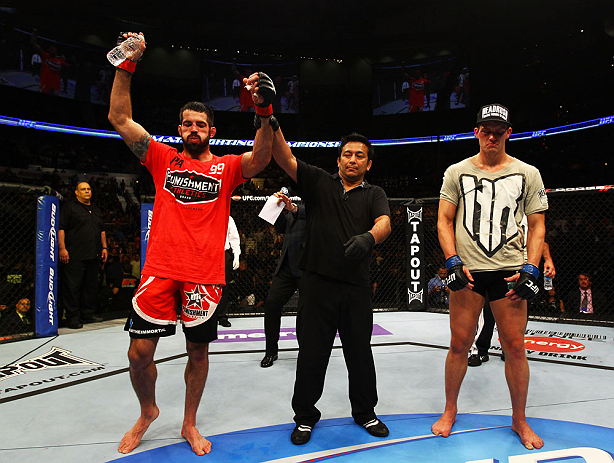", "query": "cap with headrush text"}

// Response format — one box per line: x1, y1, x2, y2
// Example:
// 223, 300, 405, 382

476, 104, 512, 127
